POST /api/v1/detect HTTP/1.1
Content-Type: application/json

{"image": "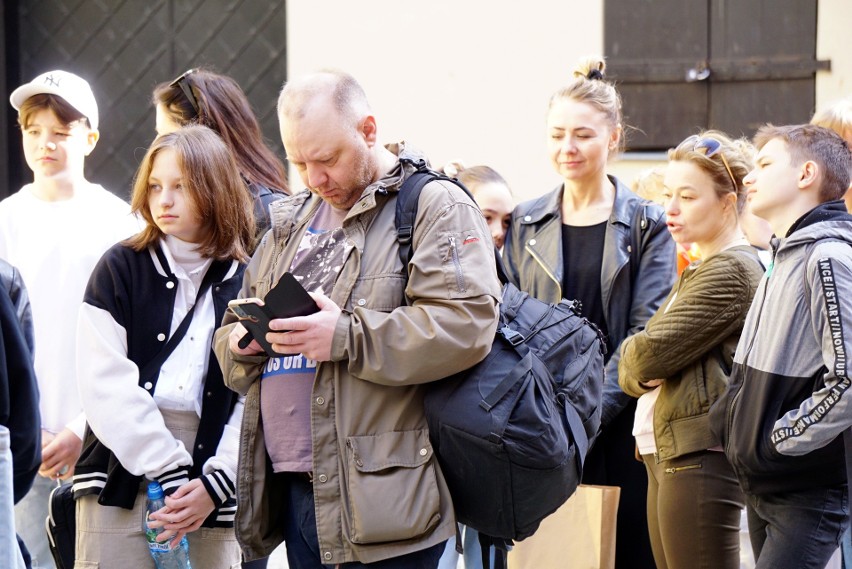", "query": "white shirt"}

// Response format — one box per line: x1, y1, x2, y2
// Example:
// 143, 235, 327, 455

154, 236, 214, 416
0, 182, 139, 436
631, 290, 680, 456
